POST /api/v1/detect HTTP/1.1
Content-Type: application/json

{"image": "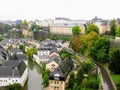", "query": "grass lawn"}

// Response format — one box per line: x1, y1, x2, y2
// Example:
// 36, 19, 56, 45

111, 74, 120, 85
104, 63, 120, 89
